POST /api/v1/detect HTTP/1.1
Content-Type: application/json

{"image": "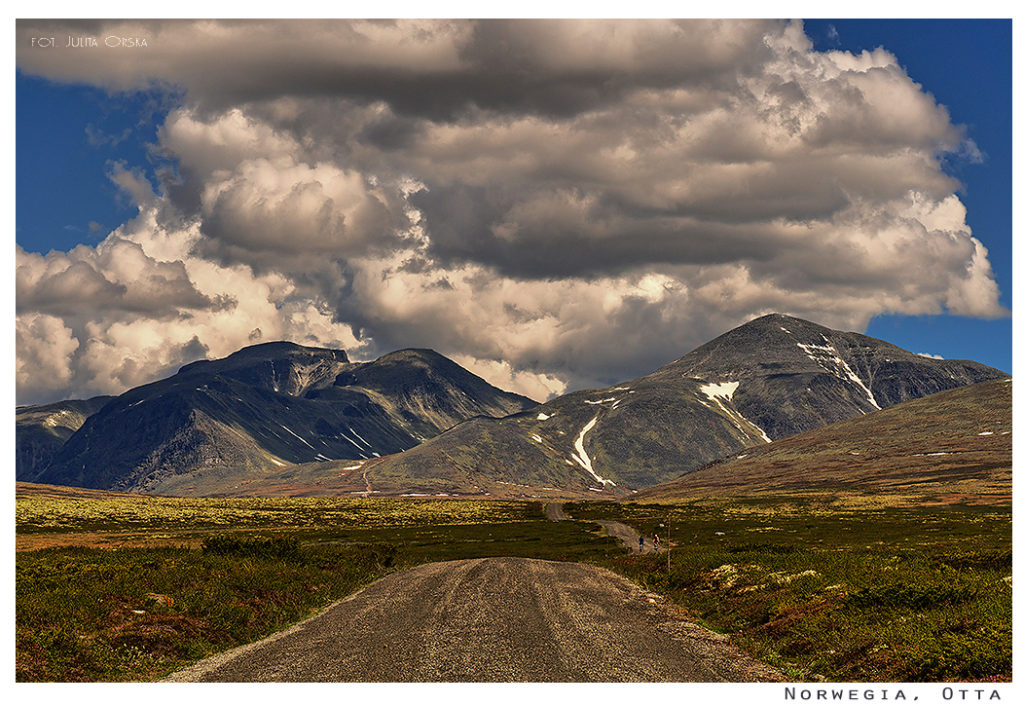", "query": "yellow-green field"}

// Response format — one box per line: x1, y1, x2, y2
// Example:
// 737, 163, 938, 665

571, 500, 1012, 682
17, 482, 537, 547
